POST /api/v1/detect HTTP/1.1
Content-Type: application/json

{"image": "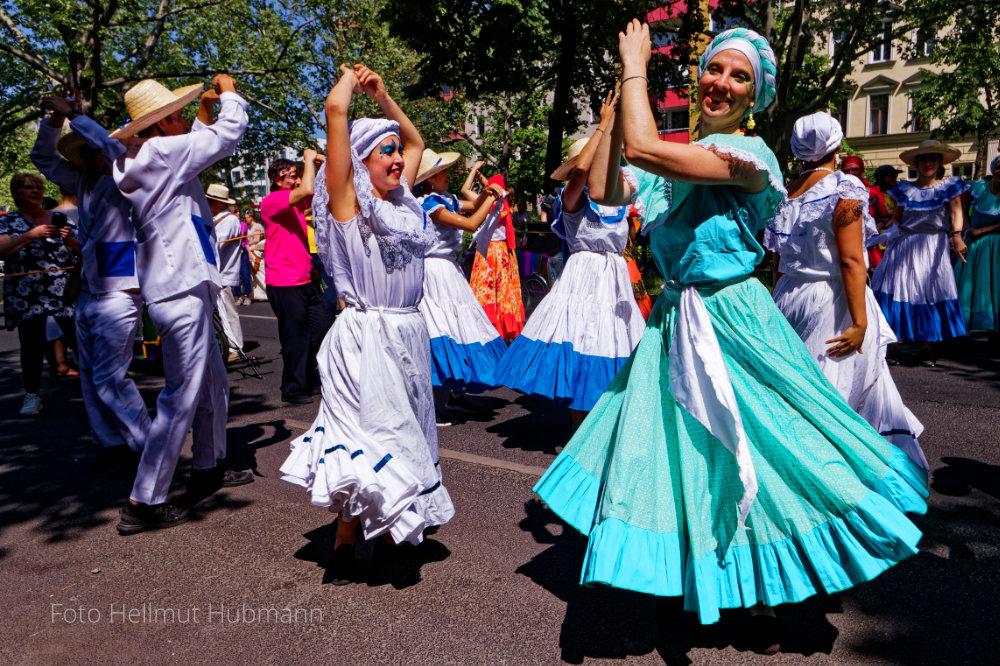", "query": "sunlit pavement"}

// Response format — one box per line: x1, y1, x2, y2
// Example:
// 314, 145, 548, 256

1, 301, 998, 664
